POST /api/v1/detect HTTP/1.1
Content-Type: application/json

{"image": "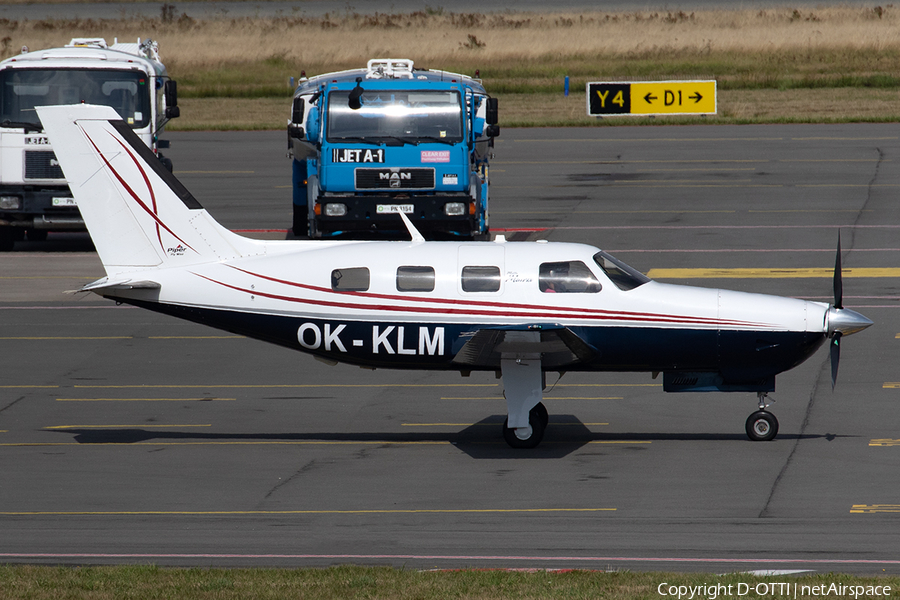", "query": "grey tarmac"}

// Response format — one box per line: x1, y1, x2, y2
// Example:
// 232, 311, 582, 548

1, 124, 898, 572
